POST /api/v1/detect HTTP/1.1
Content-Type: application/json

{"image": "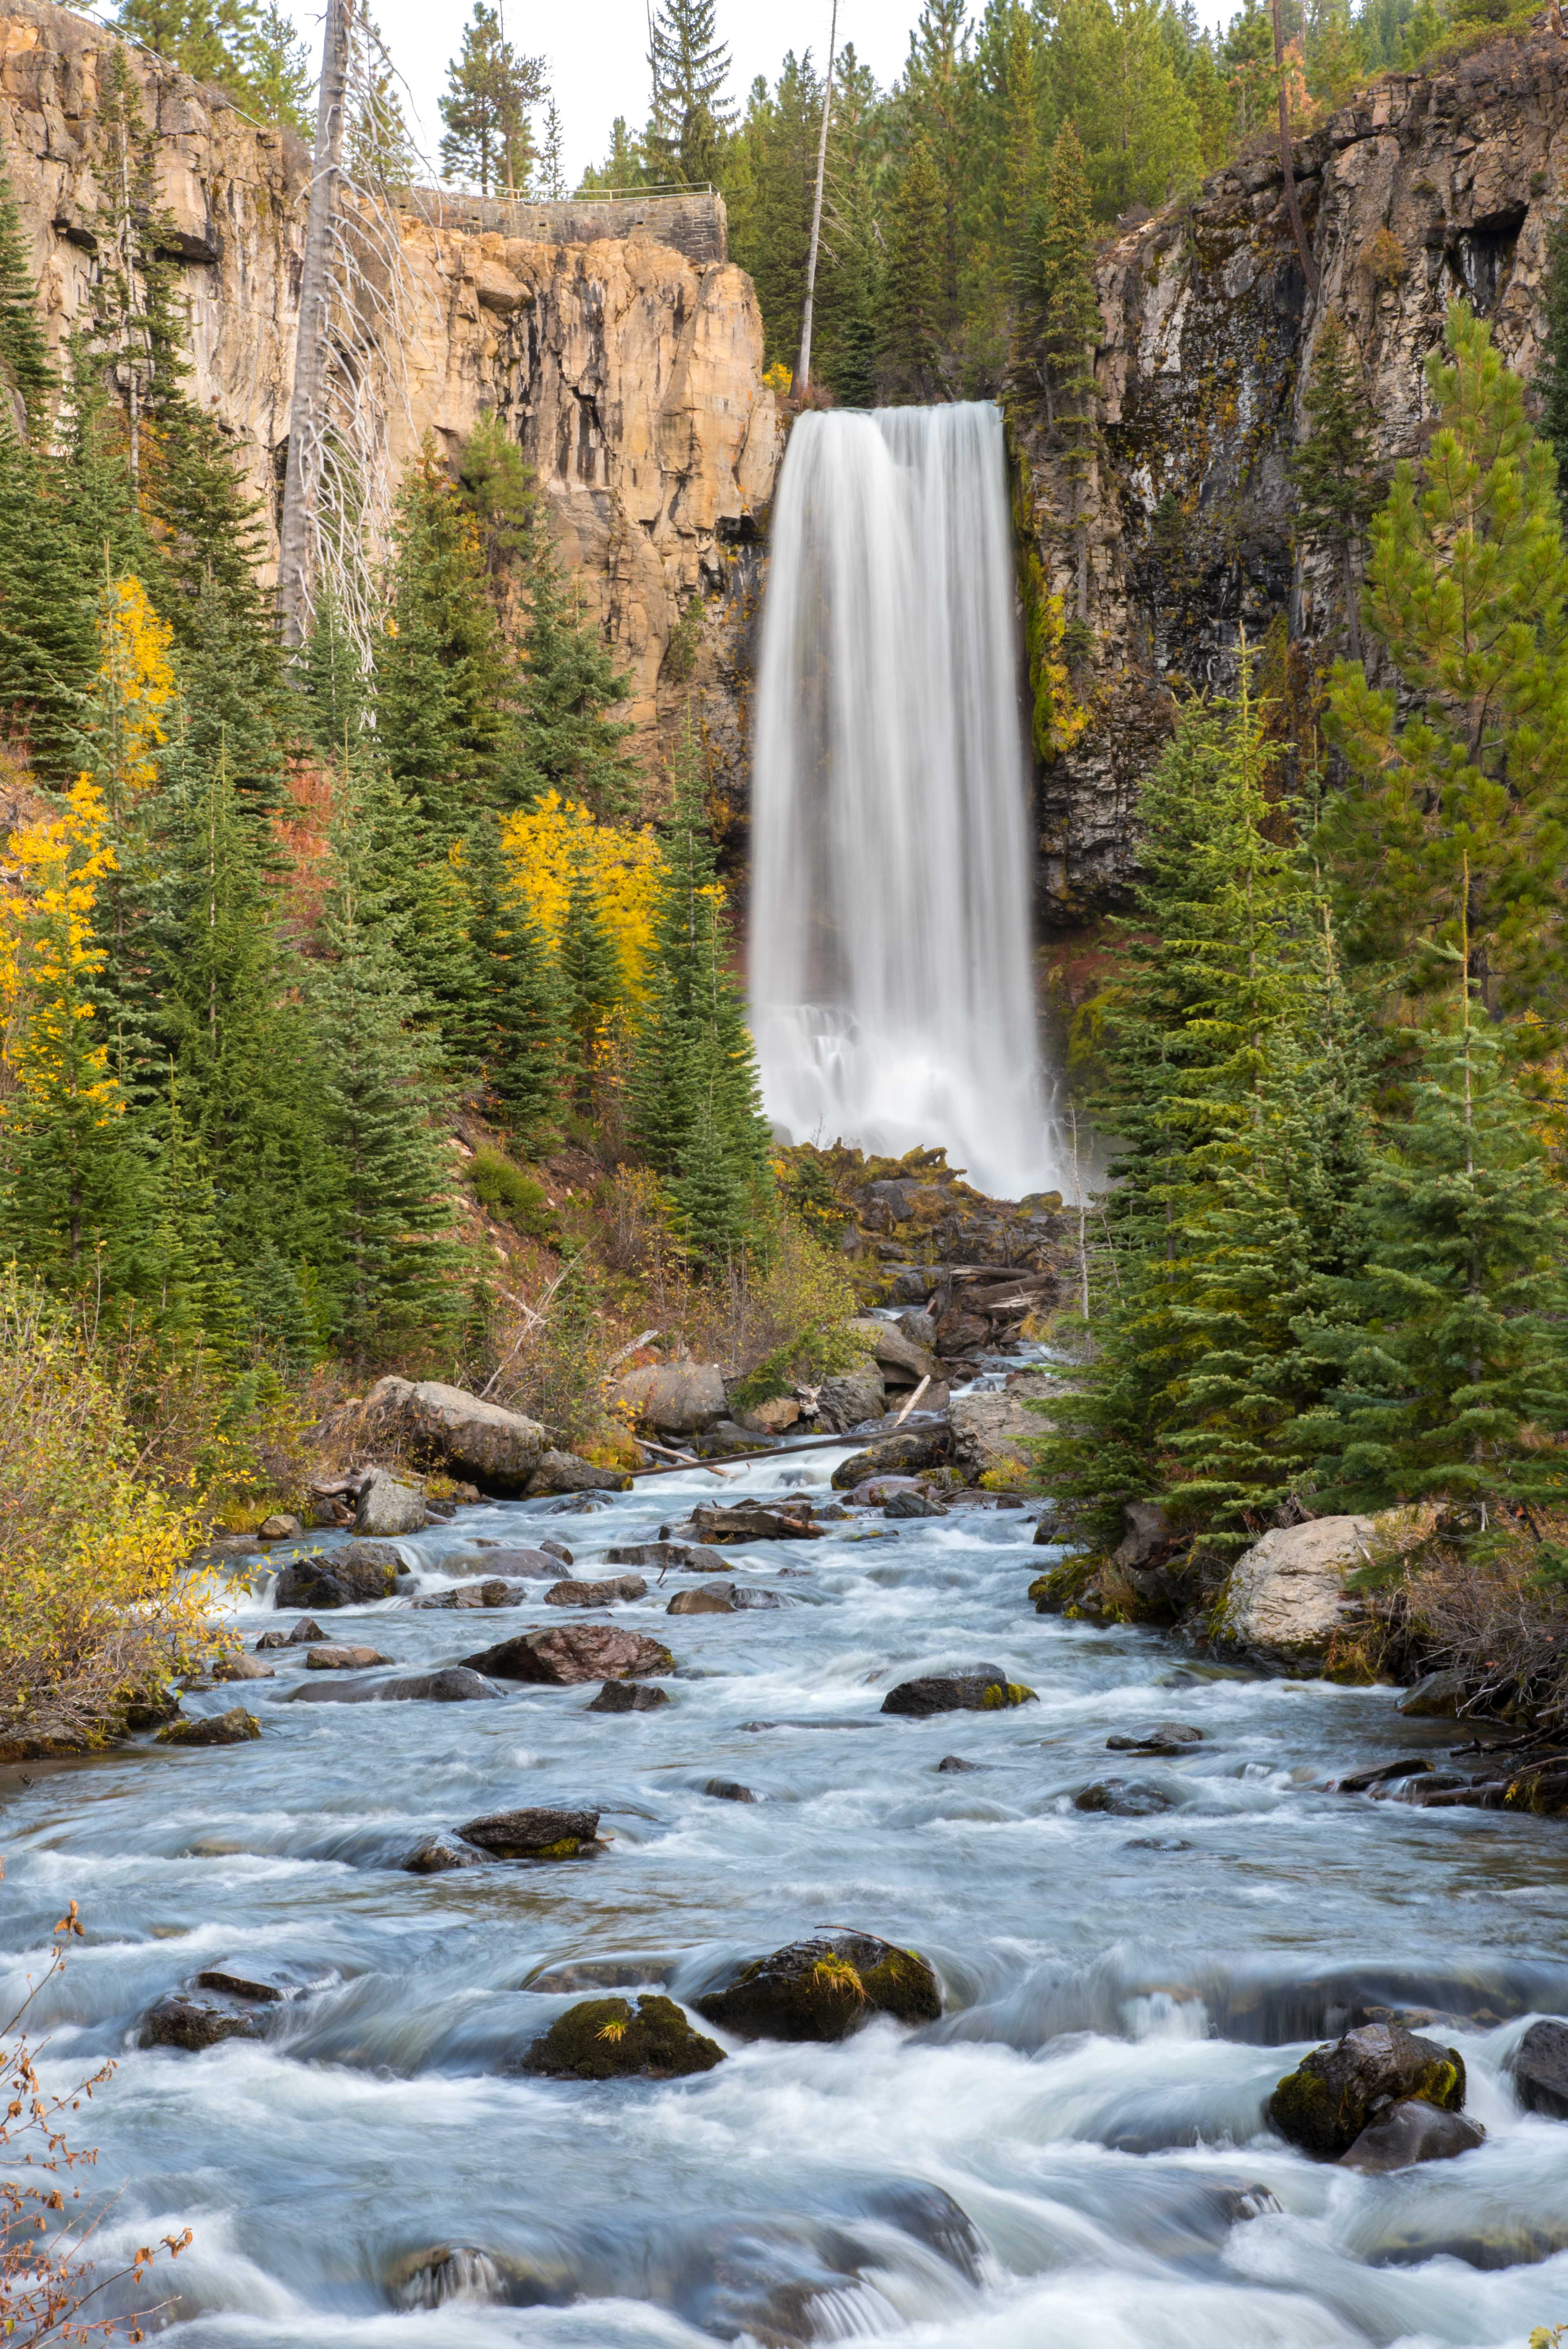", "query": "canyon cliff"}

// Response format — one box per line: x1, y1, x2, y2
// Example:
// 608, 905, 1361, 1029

0, 0, 777, 791
1013, 22, 1568, 923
